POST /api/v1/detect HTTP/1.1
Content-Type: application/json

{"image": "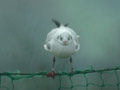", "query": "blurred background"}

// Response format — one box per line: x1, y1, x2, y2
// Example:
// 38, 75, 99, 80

0, 0, 120, 90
